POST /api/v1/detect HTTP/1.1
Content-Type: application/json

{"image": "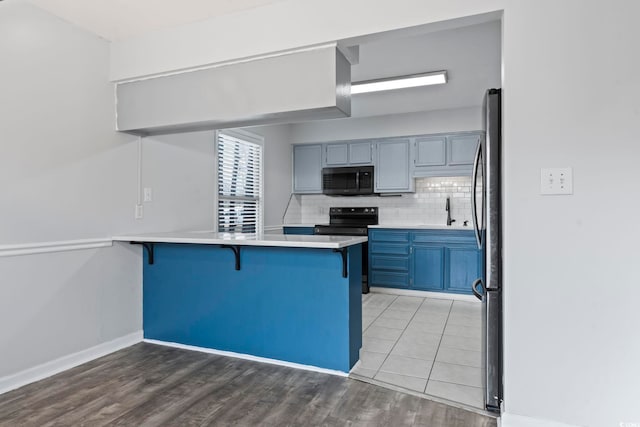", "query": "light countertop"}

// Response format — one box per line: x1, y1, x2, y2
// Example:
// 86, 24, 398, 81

113, 231, 367, 249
